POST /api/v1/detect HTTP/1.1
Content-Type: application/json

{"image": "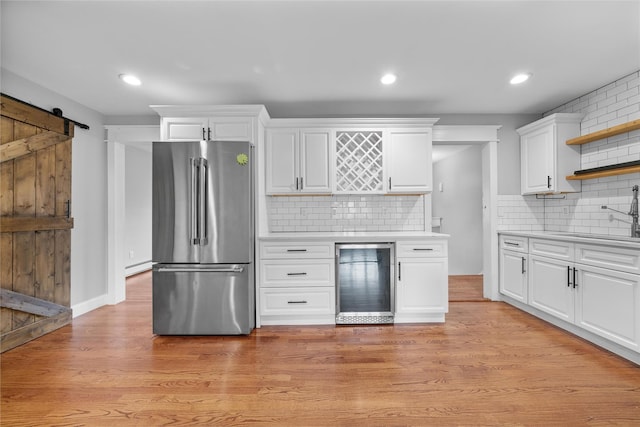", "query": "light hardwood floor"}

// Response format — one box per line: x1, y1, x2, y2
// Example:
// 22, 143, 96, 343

448, 274, 488, 302
2, 271, 639, 426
